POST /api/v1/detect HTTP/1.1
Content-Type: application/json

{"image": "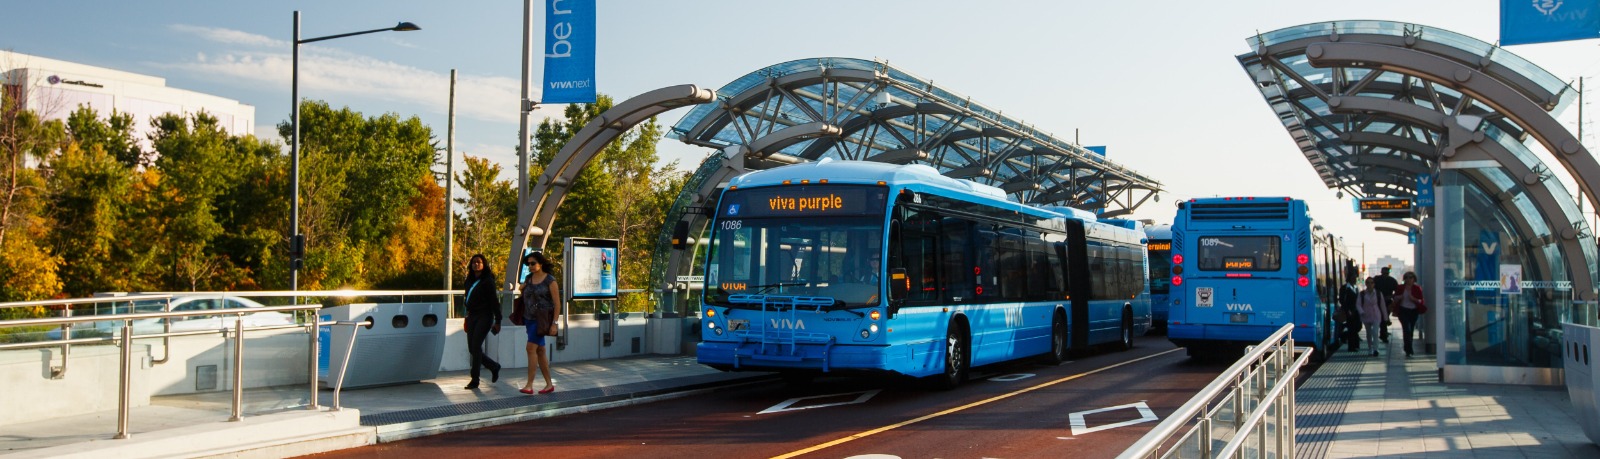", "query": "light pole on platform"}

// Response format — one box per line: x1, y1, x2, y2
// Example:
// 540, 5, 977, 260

290, 11, 419, 291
